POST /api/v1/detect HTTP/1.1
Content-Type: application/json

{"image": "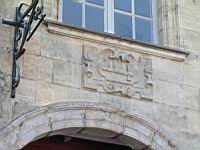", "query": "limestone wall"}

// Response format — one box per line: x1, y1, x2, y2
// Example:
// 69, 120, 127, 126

0, 0, 200, 150
157, 1, 200, 149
